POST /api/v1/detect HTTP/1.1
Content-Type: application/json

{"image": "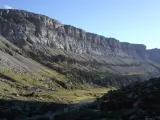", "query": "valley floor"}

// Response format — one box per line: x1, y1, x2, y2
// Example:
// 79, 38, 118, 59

0, 67, 115, 103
